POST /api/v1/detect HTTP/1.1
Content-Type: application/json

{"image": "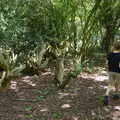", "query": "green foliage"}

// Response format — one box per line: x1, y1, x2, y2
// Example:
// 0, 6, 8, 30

51, 112, 62, 119
70, 63, 84, 77
0, 0, 119, 88
36, 96, 46, 102
96, 0, 120, 52
0, 0, 98, 65
95, 95, 104, 103
25, 114, 33, 119
69, 60, 94, 77
0, 53, 9, 71
0, 0, 119, 59
36, 89, 50, 95
24, 106, 33, 111
0, 49, 25, 88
